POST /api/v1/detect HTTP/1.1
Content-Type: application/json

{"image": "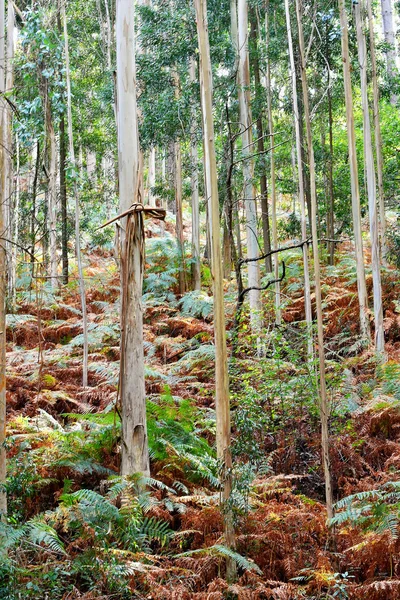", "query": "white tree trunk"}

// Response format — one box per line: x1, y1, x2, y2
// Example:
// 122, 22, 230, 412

354, 0, 385, 356
367, 0, 387, 263
62, 1, 89, 387
48, 113, 58, 288
284, 0, 313, 361
296, 0, 333, 521
189, 58, 201, 291
266, 7, 280, 325
5, 2, 14, 303
380, 0, 398, 103
237, 0, 261, 332
0, 0, 6, 518
173, 70, 186, 295
195, 0, 235, 580
338, 0, 371, 343
116, 0, 149, 476
148, 147, 156, 206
